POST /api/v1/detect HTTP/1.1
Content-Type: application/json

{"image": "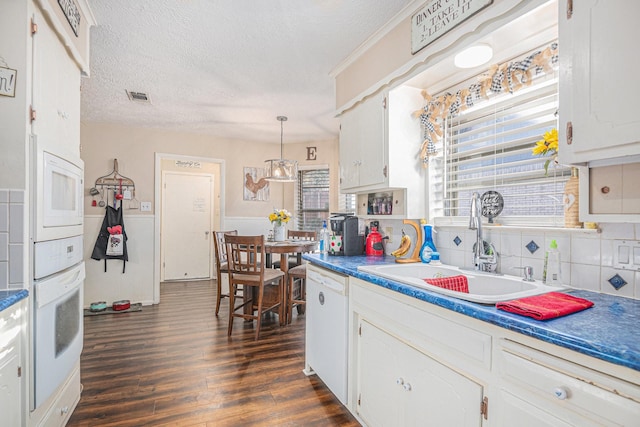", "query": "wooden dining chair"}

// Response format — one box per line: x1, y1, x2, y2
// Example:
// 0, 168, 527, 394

225, 234, 285, 340
286, 230, 316, 323
287, 230, 317, 265
213, 230, 238, 316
